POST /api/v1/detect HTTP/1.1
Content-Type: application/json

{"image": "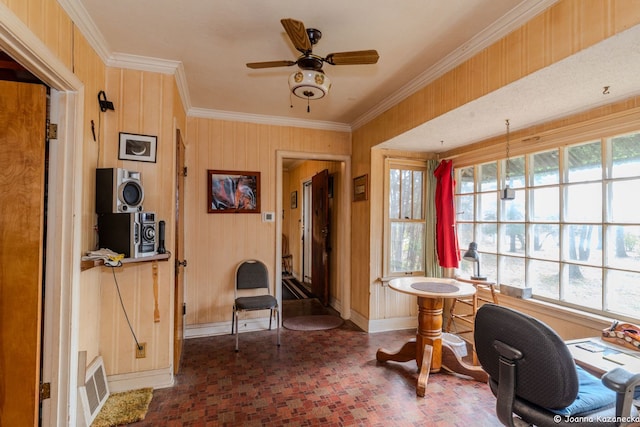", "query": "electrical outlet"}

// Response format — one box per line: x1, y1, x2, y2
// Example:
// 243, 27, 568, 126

136, 342, 146, 358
